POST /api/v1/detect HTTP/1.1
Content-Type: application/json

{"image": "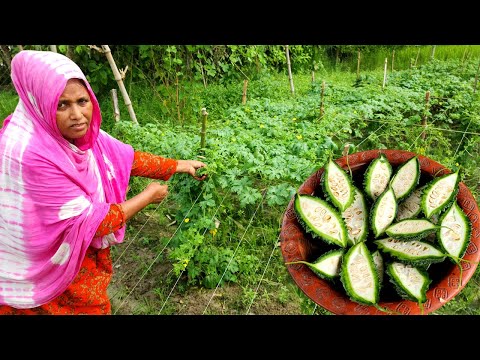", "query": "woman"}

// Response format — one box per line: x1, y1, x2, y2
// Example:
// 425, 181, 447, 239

0, 50, 206, 315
